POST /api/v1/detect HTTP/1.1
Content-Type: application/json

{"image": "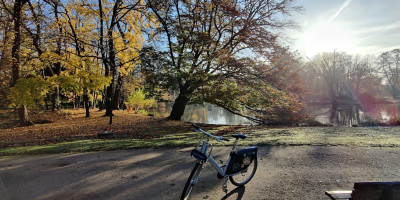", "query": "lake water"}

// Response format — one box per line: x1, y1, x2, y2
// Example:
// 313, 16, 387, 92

156, 102, 400, 126
155, 103, 254, 125
305, 102, 400, 126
